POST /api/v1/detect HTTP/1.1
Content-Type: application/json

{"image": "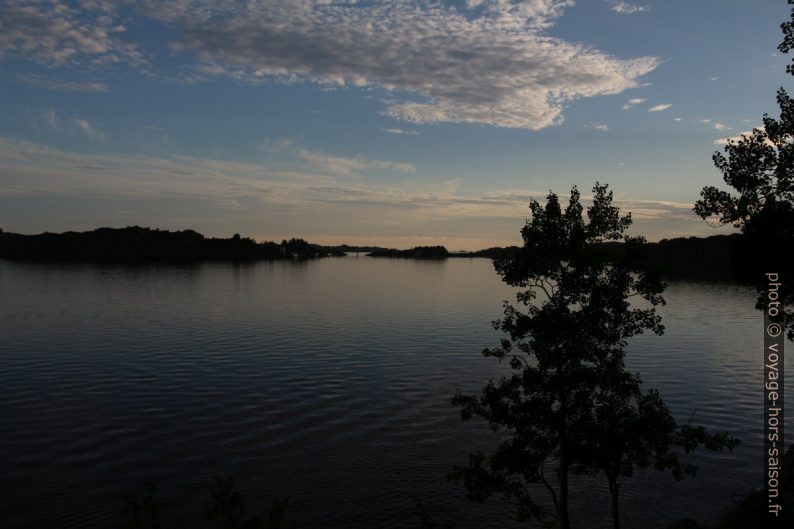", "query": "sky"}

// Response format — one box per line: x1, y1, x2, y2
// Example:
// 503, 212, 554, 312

1, 0, 791, 250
